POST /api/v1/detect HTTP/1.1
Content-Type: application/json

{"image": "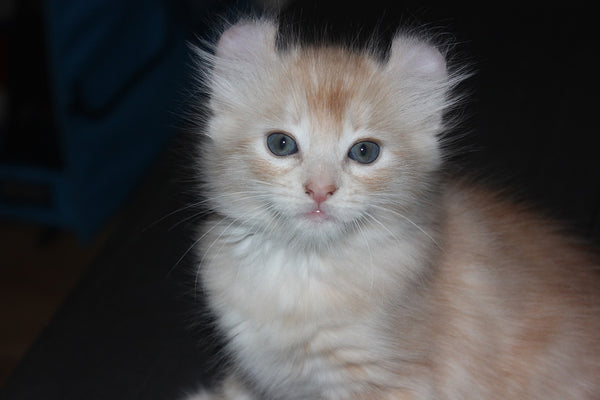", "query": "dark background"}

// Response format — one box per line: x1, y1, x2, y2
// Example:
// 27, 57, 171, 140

1, 2, 598, 399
